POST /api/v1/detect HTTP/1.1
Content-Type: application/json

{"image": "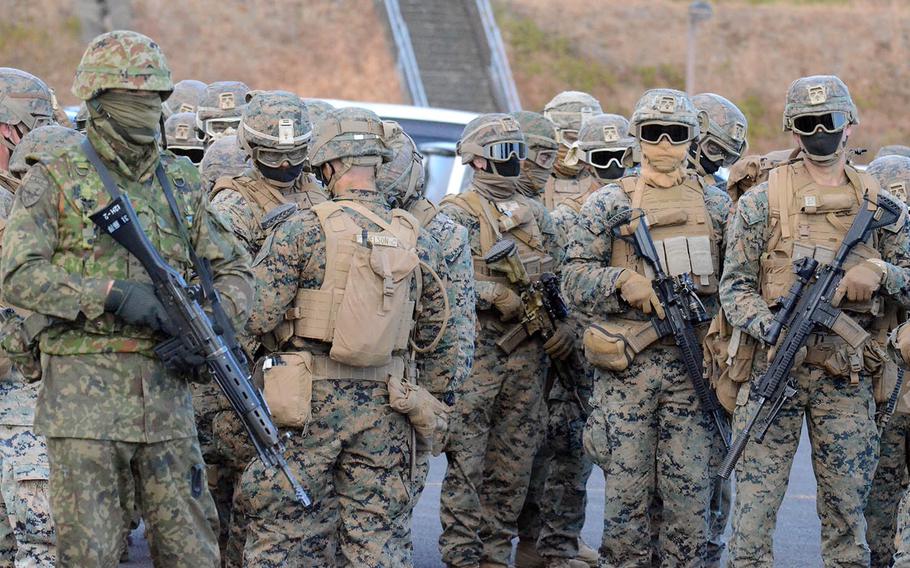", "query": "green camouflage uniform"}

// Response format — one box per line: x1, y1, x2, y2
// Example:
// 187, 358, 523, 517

0, 31, 255, 567
721, 75, 910, 568
239, 107, 455, 567
438, 113, 564, 568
